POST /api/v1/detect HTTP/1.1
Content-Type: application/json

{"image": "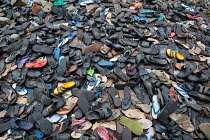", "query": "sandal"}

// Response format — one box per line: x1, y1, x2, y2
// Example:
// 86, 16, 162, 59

187, 72, 209, 82
178, 95, 202, 111
56, 97, 78, 115
1, 84, 18, 105
152, 70, 172, 85
54, 81, 75, 95
169, 113, 195, 132
119, 116, 143, 136
131, 95, 151, 113
177, 62, 197, 78
196, 85, 210, 95
166, 49, 184, 60
25, 57, 47, 68
86, 108, 112, 120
